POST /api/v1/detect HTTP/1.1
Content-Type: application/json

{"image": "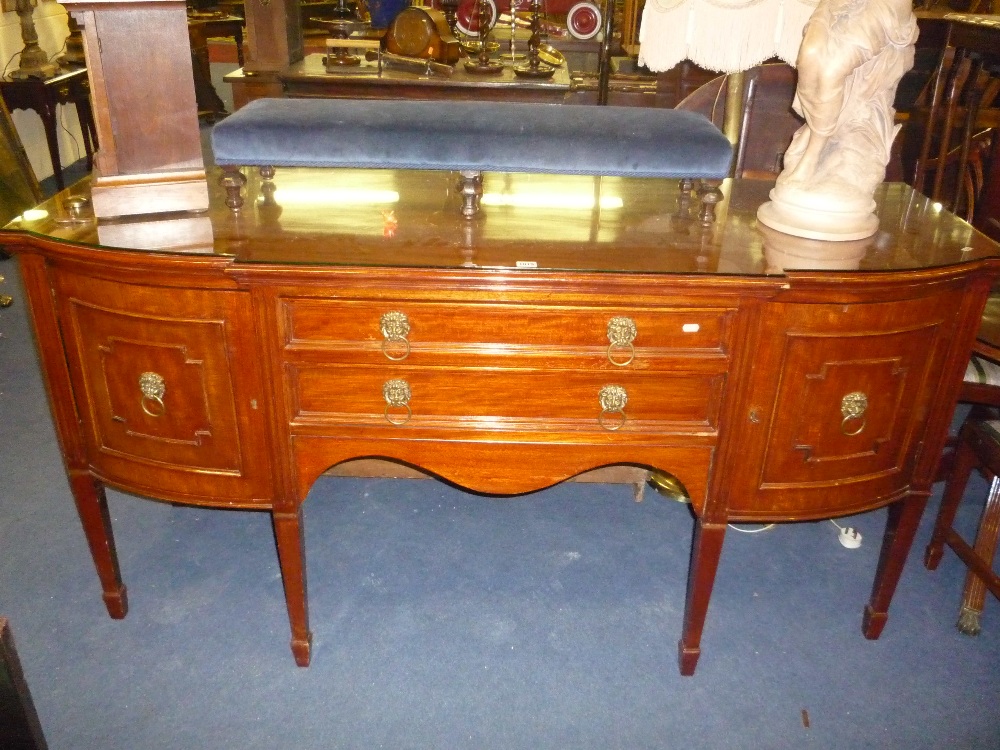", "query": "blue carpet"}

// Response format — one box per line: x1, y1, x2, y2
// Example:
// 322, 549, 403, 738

1, 251, 999, 748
